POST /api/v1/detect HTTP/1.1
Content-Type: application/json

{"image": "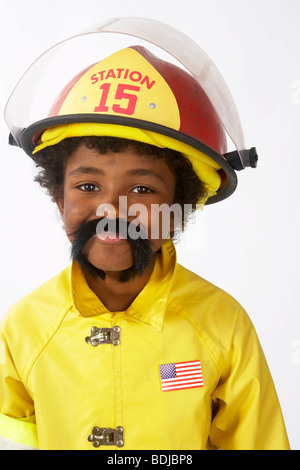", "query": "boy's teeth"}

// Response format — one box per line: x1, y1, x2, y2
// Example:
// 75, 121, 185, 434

96, 231, 125, 240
